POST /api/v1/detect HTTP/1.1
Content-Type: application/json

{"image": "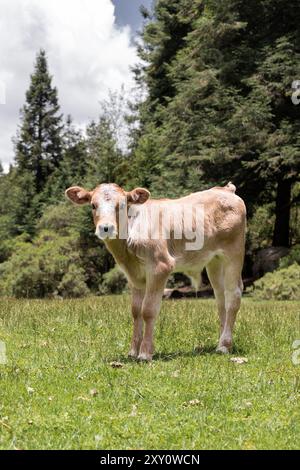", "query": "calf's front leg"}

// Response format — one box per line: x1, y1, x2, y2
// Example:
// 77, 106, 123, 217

128, 288, 145, 359
138, 270, 169, 361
